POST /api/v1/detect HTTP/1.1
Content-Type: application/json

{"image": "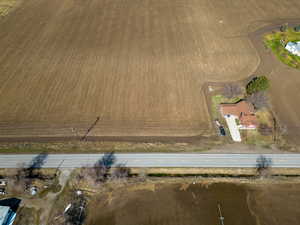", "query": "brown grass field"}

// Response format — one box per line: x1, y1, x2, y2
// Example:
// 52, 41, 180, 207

0, 0, 300, 138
